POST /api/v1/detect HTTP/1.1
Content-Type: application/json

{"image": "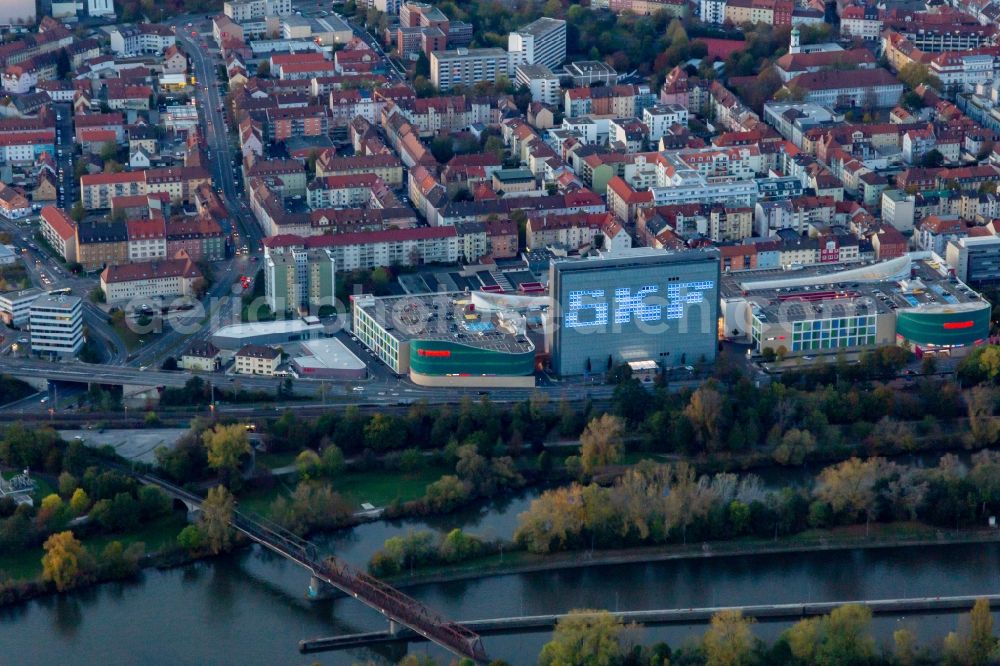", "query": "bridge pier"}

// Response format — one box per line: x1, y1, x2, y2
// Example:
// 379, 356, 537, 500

388, 620, 400, 636
307, 576, 334, 600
